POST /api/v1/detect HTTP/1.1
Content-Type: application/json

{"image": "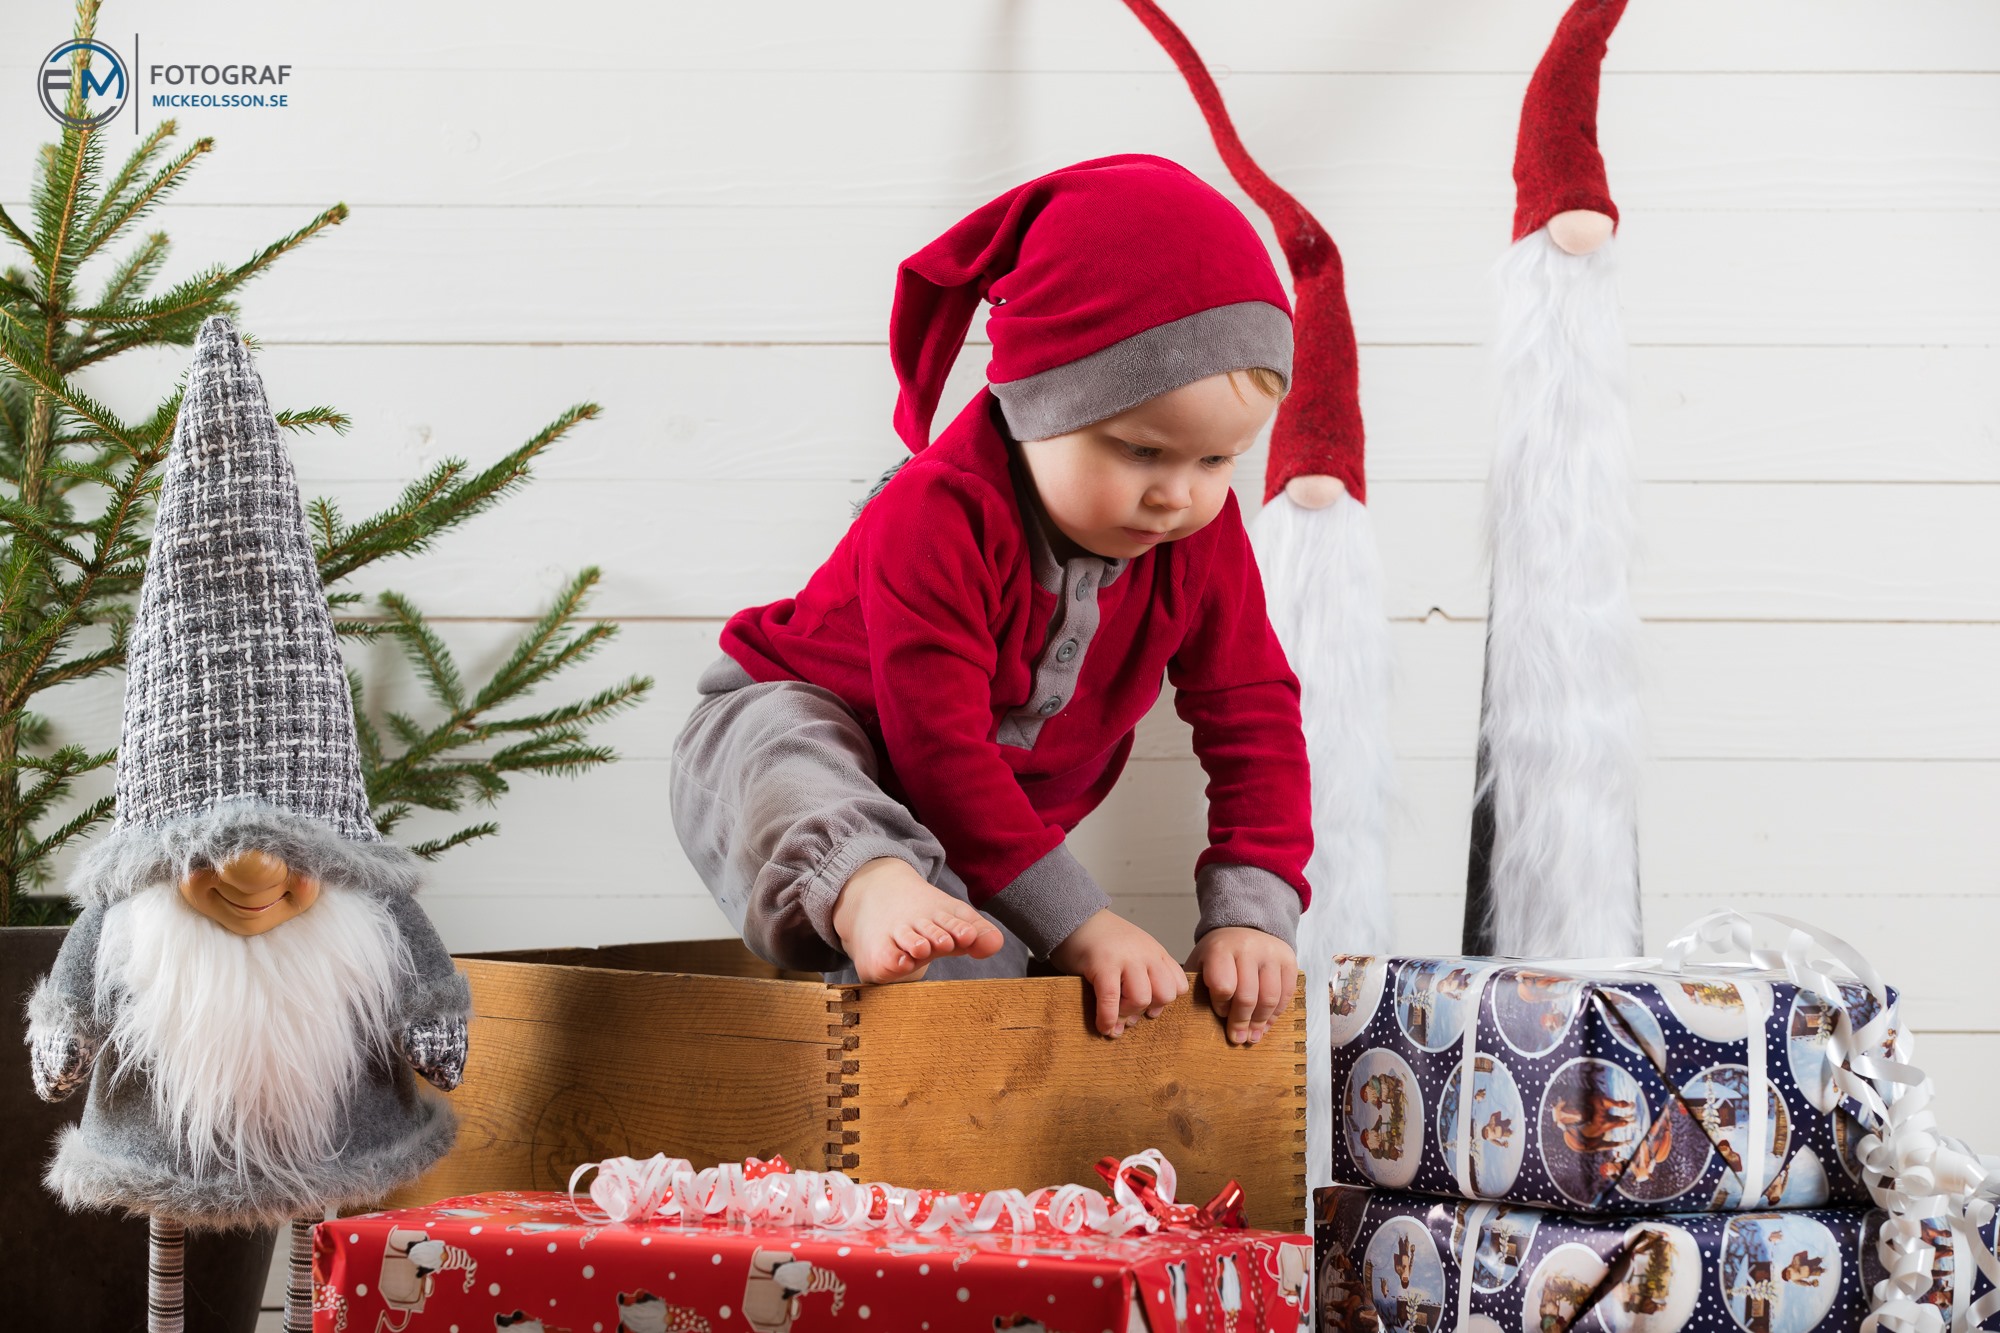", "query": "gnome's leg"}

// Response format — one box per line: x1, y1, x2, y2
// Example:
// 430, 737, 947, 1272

286, 1217, 316, 1332
1464, 619, 1498, 955
148, 1216, 186, 1333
